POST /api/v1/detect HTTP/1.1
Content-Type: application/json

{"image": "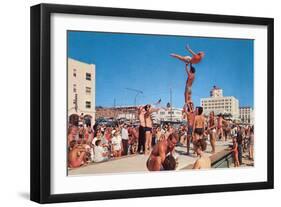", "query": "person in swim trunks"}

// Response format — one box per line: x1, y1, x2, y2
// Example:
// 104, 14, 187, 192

193, 107, 206, 153
183, 101, 195, 155
146, 133, 178, 171
170, 44, 205, 65
184, 63, 196, 105
144, 104, 159, 155
217, 114, 224, 141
